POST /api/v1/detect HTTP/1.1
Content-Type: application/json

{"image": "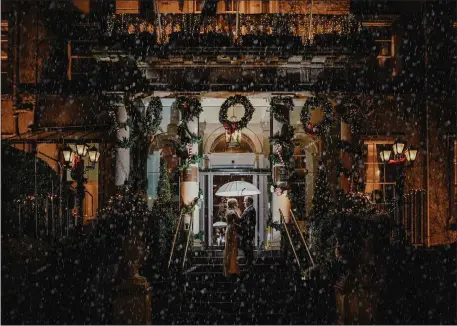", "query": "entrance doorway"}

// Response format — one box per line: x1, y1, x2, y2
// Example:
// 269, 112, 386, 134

199, 170, 269, 249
